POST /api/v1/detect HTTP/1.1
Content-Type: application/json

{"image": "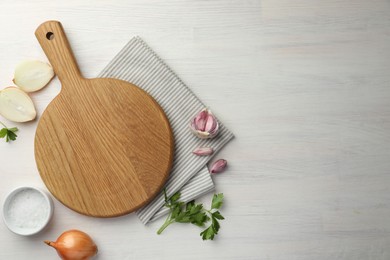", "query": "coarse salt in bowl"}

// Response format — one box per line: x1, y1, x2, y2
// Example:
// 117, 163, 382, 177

2, 186, 54, 236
